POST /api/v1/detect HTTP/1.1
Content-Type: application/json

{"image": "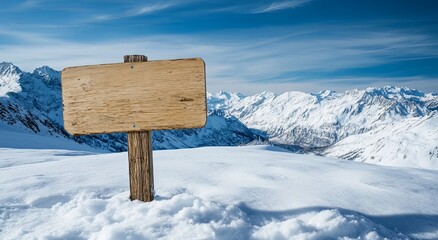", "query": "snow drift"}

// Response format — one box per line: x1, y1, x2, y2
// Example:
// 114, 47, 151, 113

1, 143, 437, 239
